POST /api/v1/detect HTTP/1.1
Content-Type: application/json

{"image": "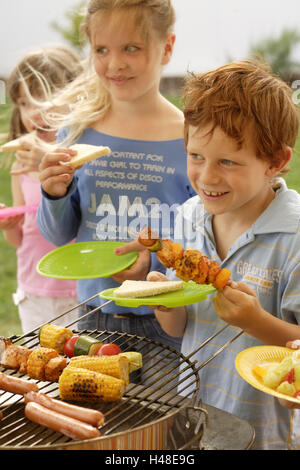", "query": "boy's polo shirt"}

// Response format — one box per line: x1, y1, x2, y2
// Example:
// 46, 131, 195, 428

170, 179, 300, 449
